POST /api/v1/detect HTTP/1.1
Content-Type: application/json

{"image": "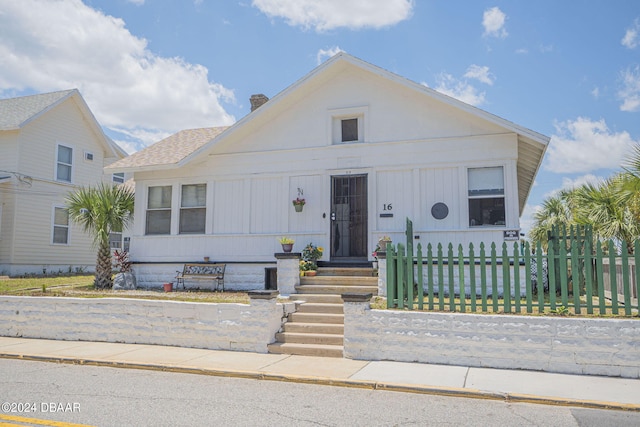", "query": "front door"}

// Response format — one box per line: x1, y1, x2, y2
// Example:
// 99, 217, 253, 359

330, 175, 368, 260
